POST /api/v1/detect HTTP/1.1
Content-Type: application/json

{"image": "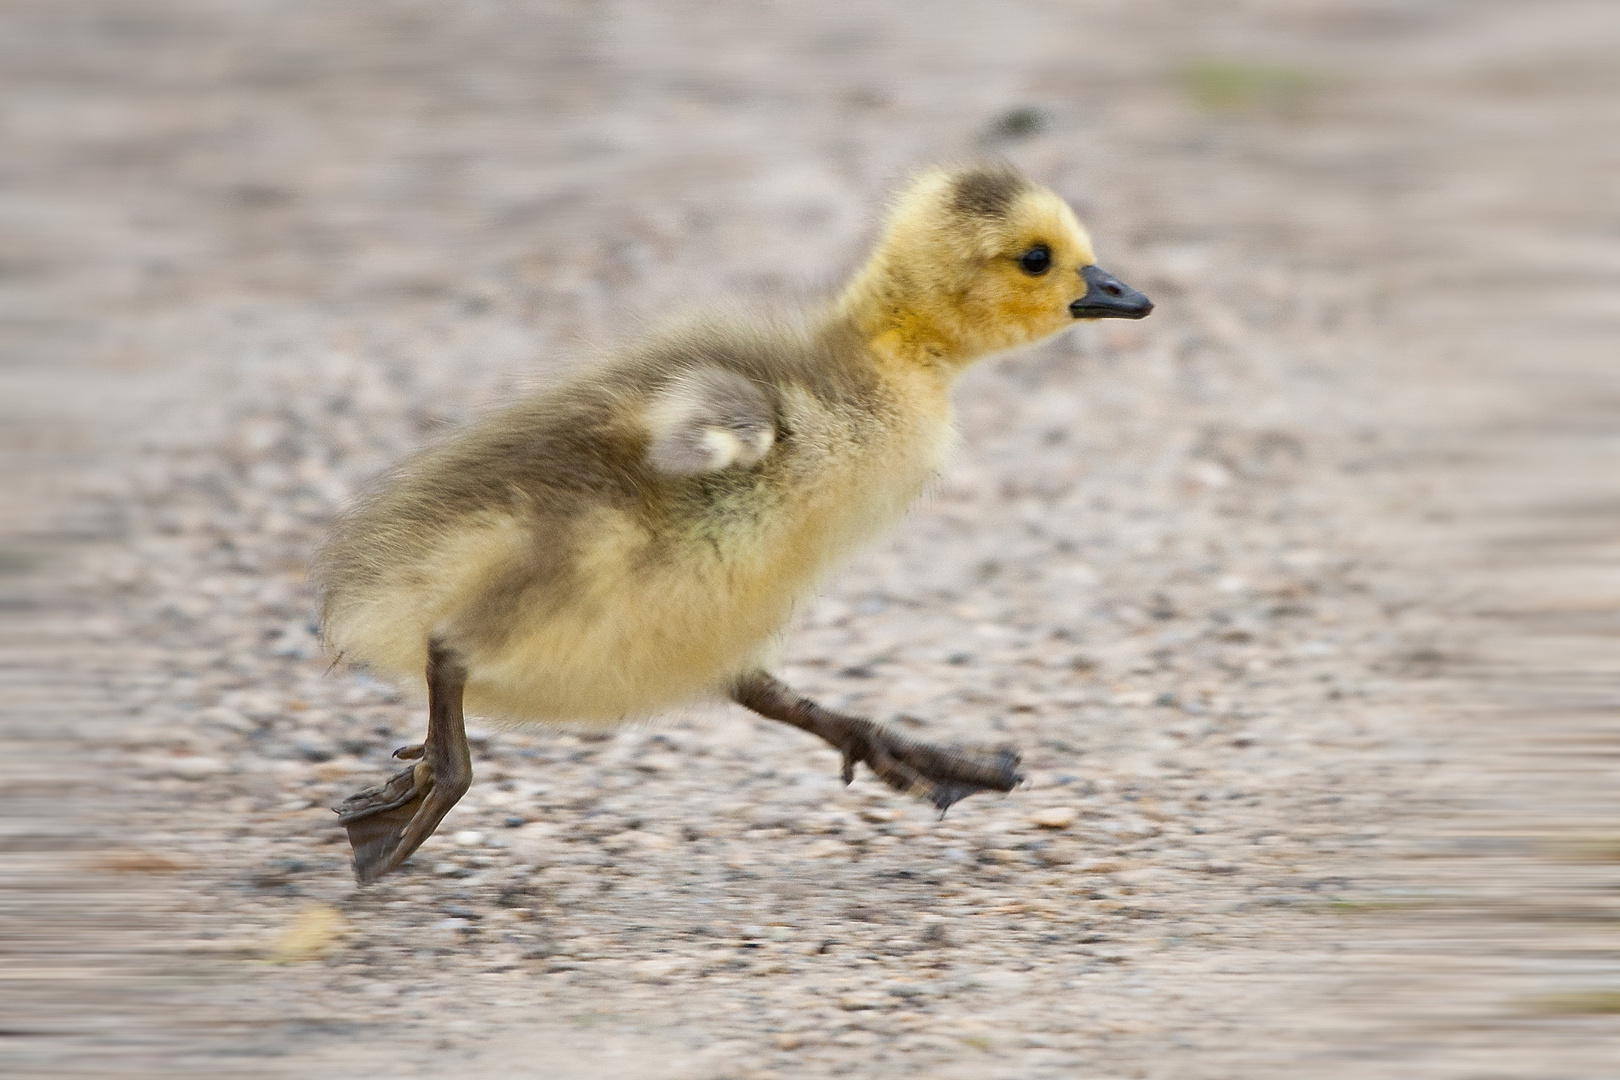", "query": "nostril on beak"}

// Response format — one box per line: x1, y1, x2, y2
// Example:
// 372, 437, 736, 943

1073, 263, 1153, 320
